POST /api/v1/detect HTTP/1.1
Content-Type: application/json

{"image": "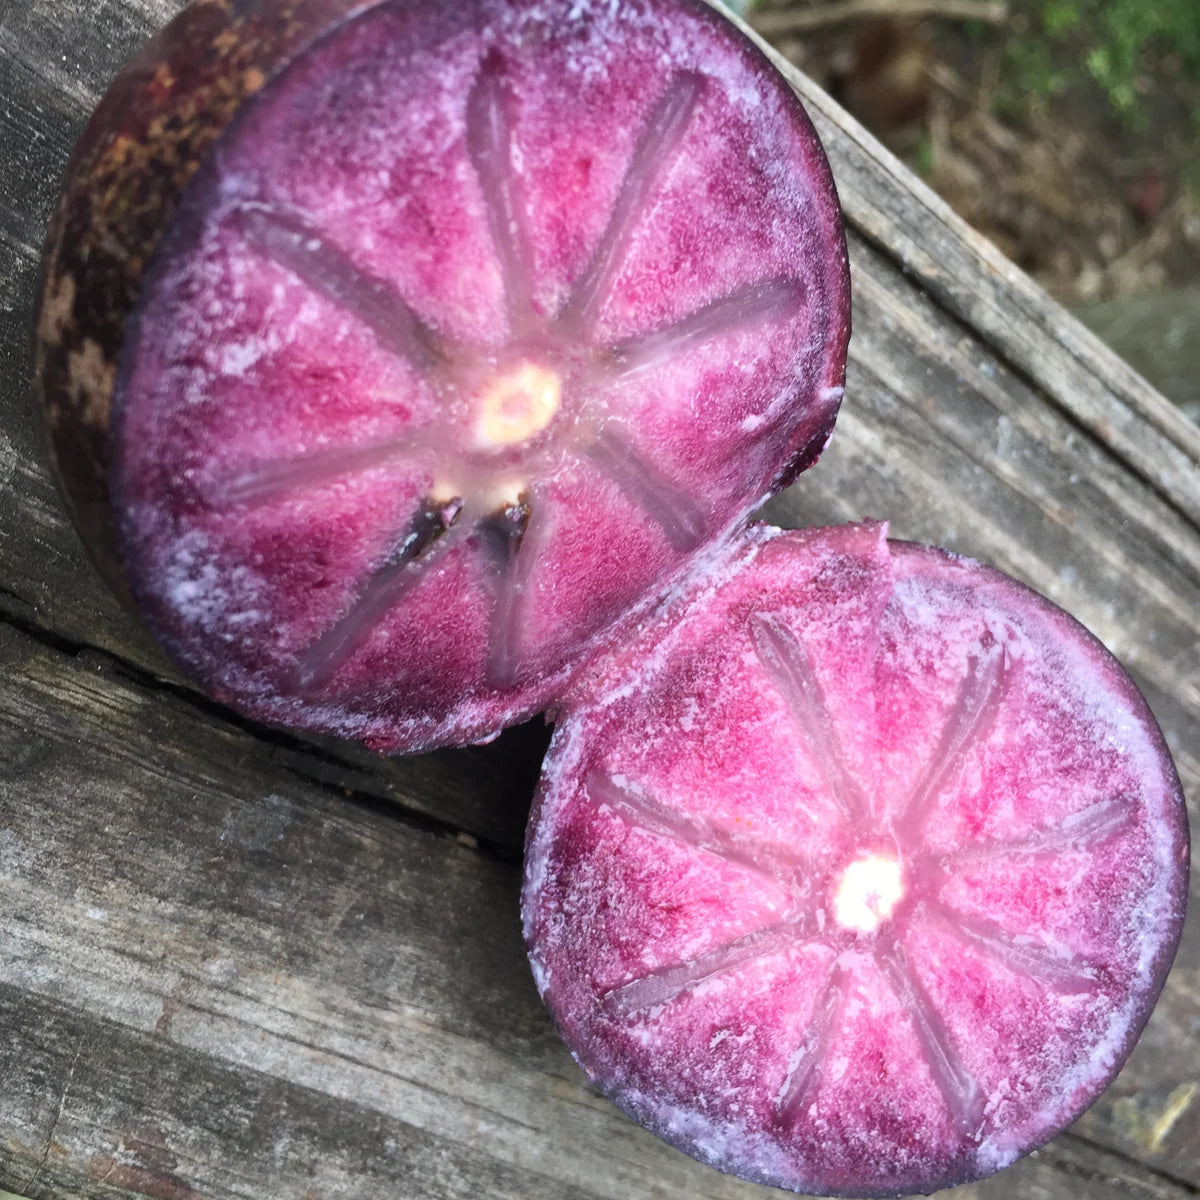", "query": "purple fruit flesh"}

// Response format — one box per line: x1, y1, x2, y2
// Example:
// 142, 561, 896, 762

523, 524, 1189, 1197
92, 0, 849, 751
